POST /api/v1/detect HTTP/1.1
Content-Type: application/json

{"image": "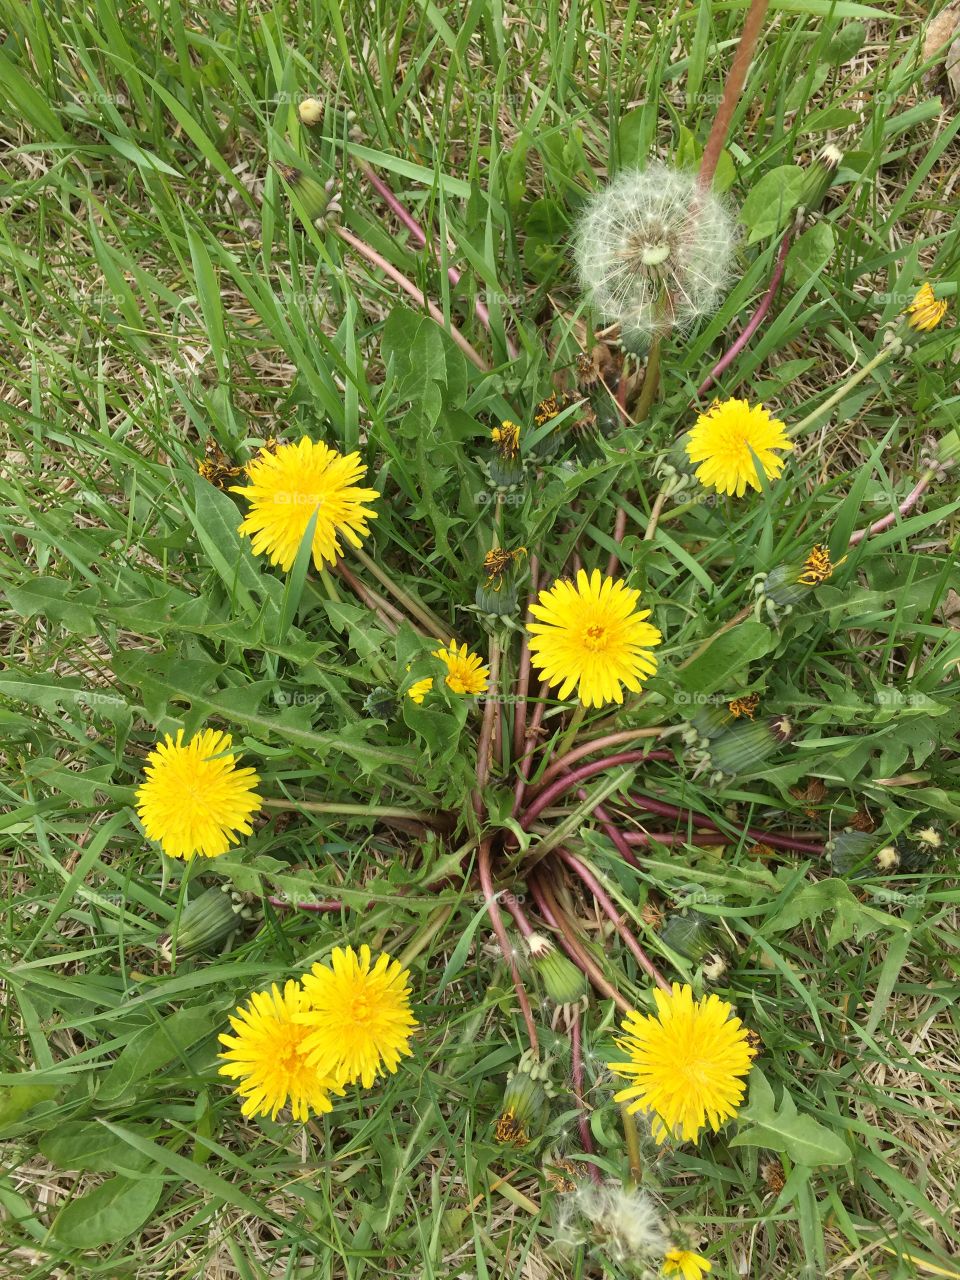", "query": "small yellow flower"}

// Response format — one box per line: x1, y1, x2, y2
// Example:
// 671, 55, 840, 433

492, 420, 521, 458
231, 437, 379, 572
663, 1248, 712, 1280
685, 399, 793, 497
297, 945, 417, 1088
433, 639, 490, 696
608, 983, 756, 1143
527, 568, 662, 708
218, 980, 344, 1121
905, 282, 948, 333
135, 728, 261, 860
406, 676, 434, 704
